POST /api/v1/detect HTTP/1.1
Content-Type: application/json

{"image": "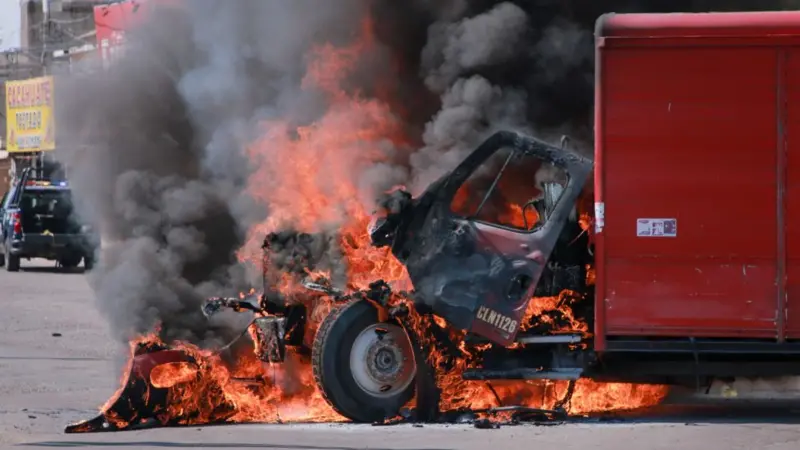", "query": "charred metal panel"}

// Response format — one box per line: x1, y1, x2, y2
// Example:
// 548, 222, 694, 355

252, 316, 287, 363
373, 131, 592, 346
